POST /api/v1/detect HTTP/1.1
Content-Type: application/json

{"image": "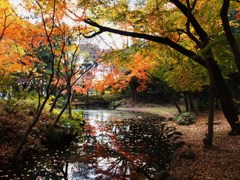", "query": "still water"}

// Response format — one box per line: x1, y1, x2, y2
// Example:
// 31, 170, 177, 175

0, 110, 173, 179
